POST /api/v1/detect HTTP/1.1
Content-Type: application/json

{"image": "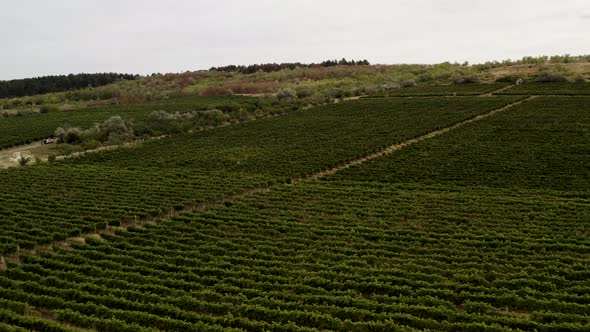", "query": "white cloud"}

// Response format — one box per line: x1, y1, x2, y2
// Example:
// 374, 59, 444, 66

0, 0, 589, 79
